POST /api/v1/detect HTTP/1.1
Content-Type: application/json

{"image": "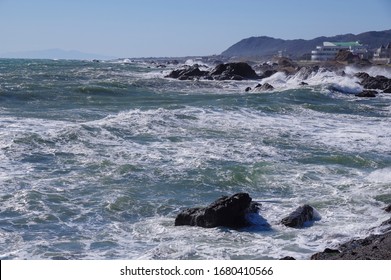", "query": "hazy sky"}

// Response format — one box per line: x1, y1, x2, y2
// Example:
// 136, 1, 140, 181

0, 0, 390, 58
